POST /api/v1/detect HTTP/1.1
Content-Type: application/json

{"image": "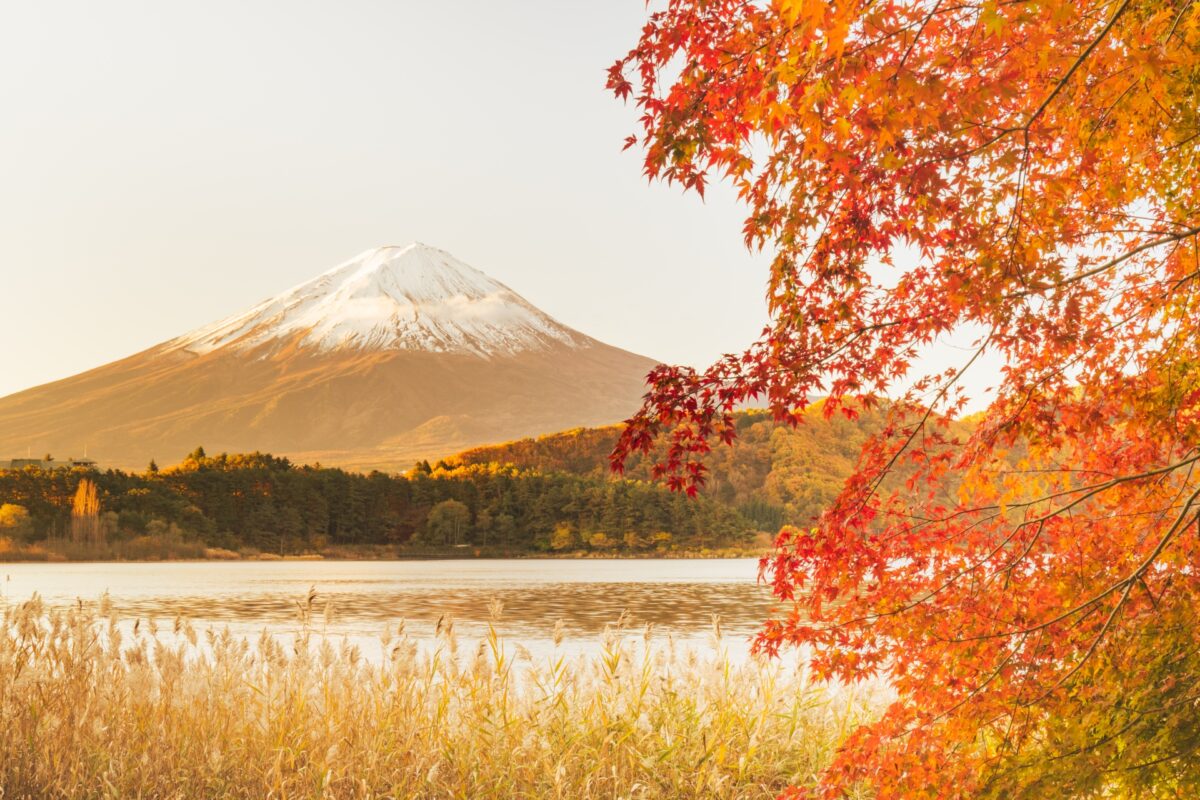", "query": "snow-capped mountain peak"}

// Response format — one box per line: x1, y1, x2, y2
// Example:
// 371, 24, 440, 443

171, 243, 587, 357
